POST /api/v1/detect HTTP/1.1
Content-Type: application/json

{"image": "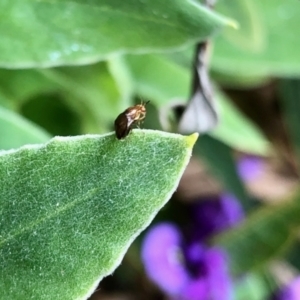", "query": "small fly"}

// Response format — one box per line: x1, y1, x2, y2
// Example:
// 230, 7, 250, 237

114, 101, 150, 139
